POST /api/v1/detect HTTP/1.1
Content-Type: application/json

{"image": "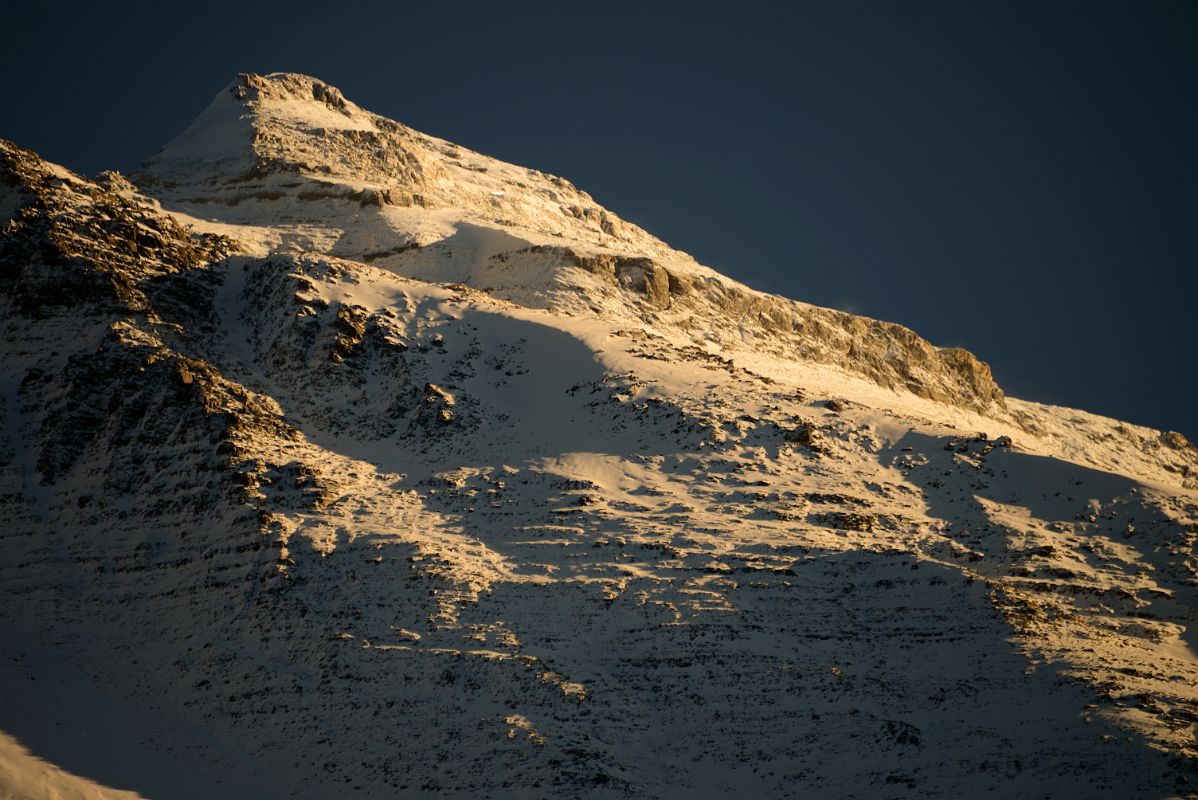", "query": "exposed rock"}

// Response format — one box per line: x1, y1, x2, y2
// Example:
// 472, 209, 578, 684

784, 421, 830, 455
1, 140, 231, 315
1162, 431, 1192, 450
330, 303, 368, 363
815, 511, 876, 532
